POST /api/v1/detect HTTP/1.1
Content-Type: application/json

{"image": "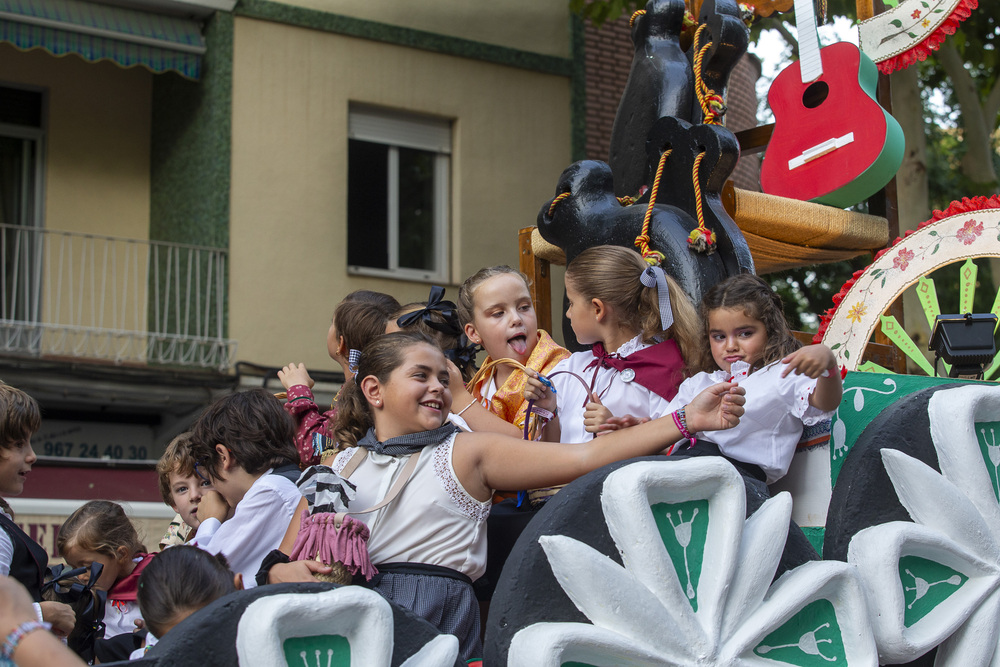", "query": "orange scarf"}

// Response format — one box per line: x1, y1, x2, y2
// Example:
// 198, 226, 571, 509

467, 330, 569, 429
